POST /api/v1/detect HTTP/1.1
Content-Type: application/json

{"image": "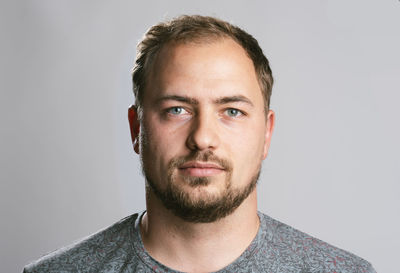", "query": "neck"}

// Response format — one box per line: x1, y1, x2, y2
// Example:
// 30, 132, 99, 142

140, 189, 259, 273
